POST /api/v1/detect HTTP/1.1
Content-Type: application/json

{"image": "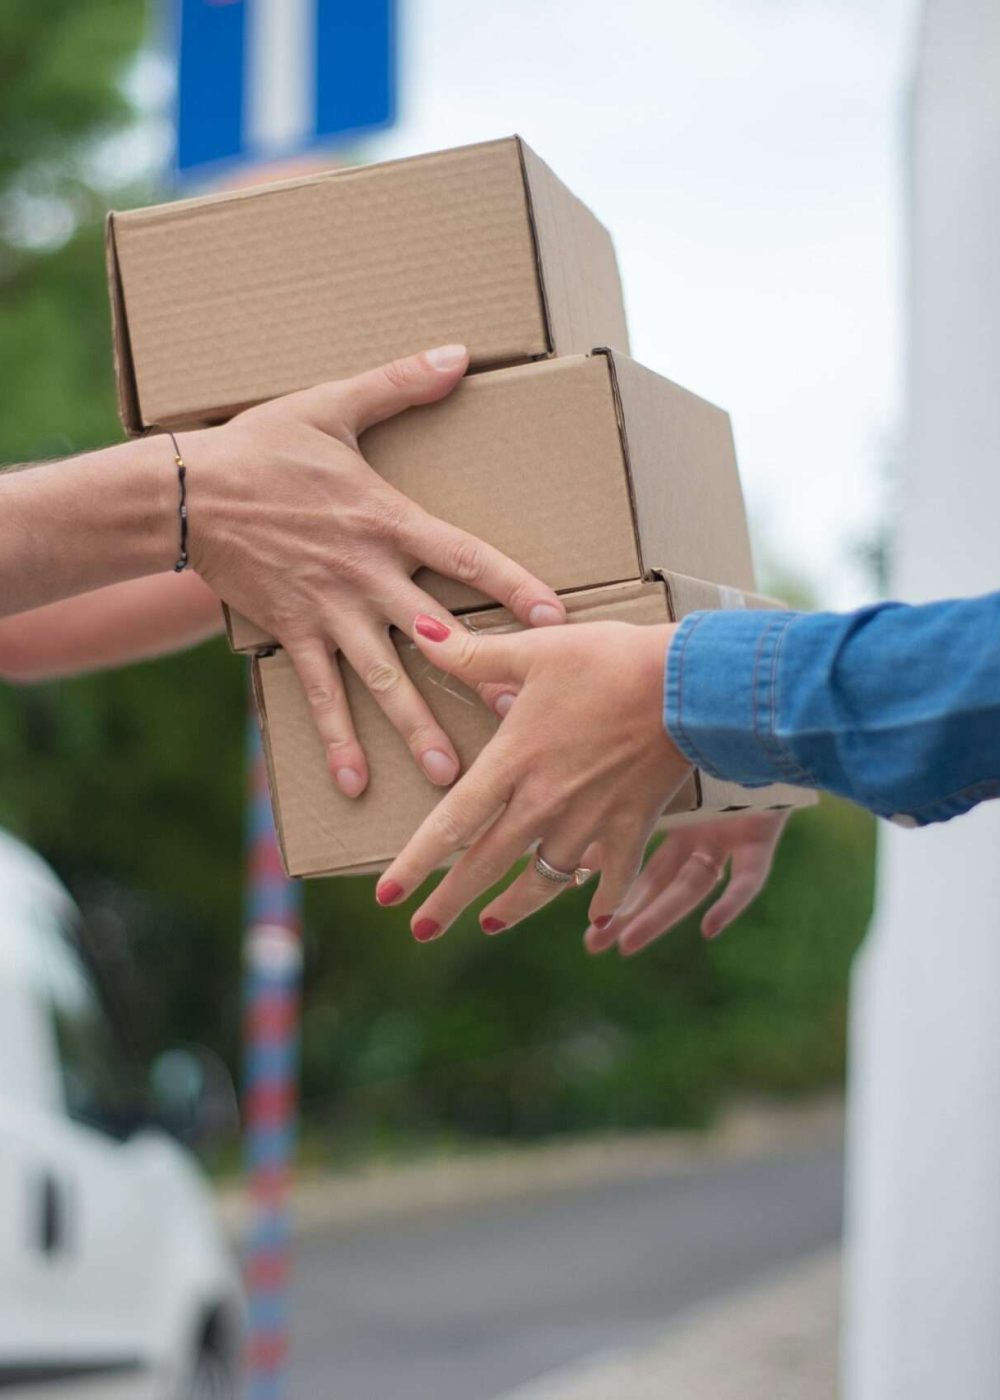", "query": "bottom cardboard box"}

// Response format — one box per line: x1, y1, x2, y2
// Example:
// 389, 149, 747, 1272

253, 573, 815, 879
